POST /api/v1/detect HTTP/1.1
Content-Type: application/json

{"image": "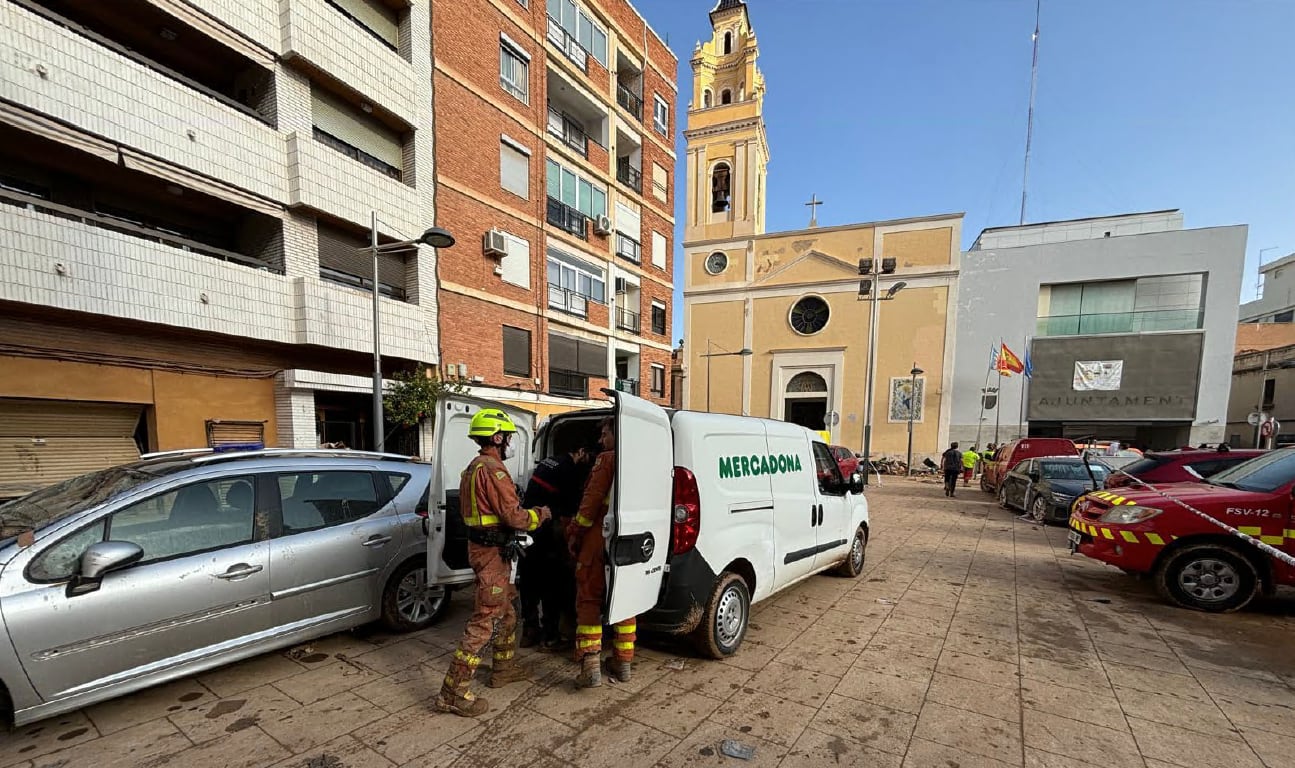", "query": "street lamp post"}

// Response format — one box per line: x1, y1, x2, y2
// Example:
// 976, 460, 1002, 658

701, 339, 753, 413
857, 256, 905, 485
905, 363, 923, 477
364, 213, 455, 451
